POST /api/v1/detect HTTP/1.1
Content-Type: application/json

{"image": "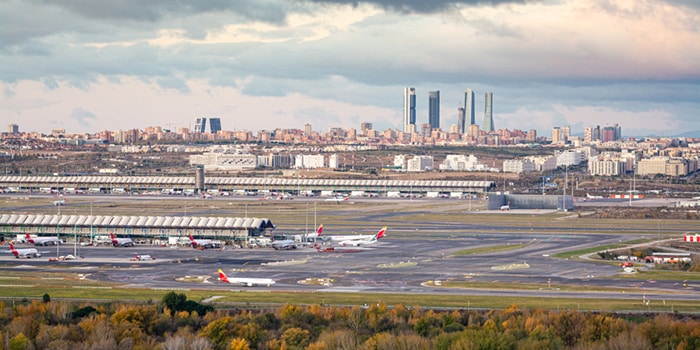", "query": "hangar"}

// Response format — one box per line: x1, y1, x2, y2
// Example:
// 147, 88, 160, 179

0, 214, 274, 244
